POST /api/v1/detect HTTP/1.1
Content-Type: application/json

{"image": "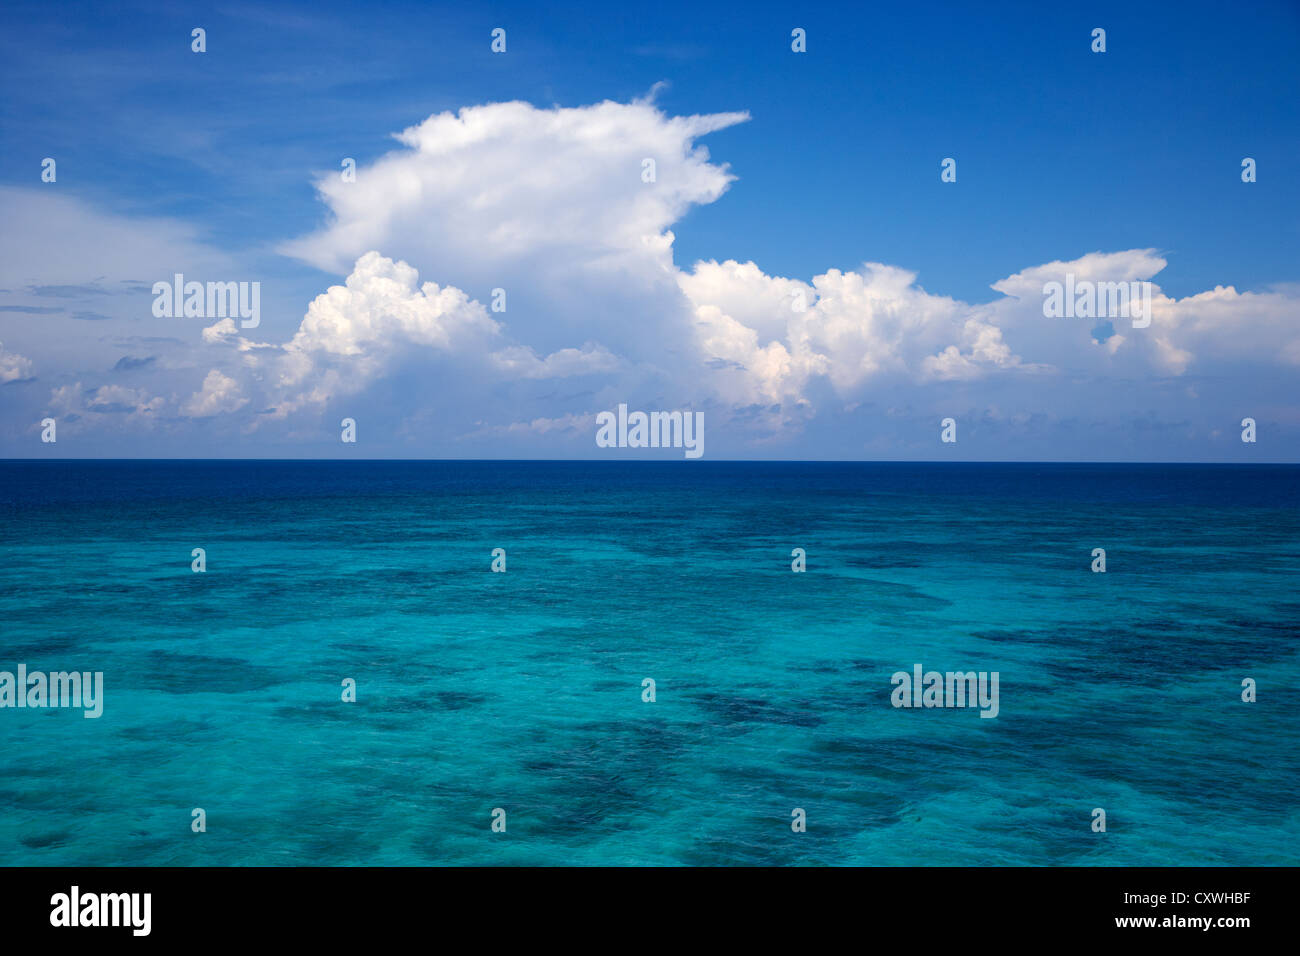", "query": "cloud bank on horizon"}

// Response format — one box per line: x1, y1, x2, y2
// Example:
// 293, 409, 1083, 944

2, 97, 1297, 460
